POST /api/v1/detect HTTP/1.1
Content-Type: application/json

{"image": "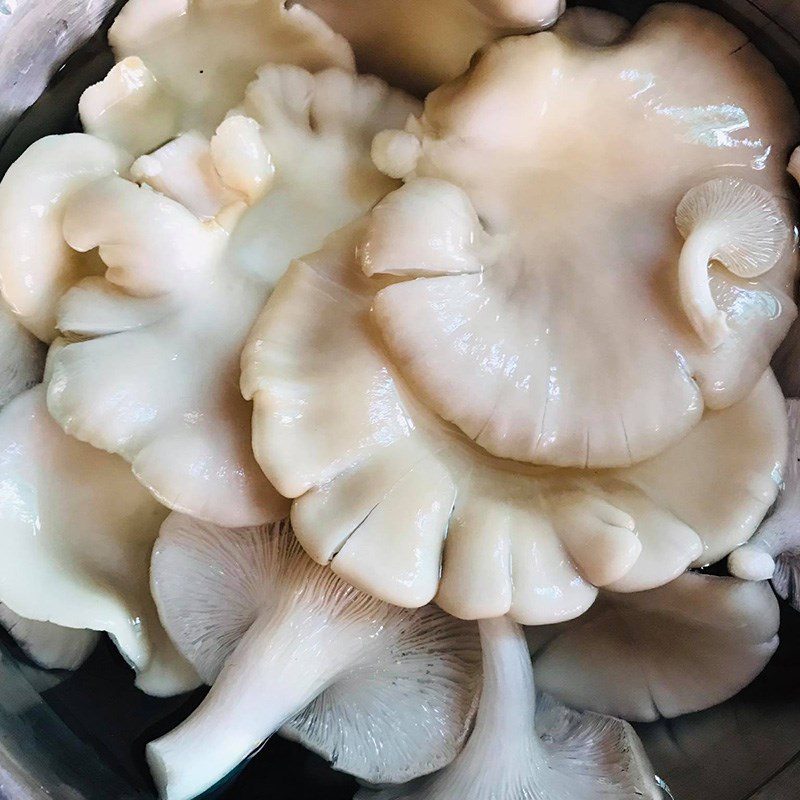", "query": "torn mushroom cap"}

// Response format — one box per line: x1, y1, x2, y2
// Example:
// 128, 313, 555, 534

364, 4, 799, 469
729, 399, 800, 608
675, 178, 791, 350
0, 604, 99, 672
357, 616, 661, 800
527, 571, 780, 722
93, 0, 354, 148
296, 0, 564, 95
0, 134, 131, 342
148, 513, 481, 800
243, 219, 786, 617
46, 65, 416, 528
0, 381, 199, 697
